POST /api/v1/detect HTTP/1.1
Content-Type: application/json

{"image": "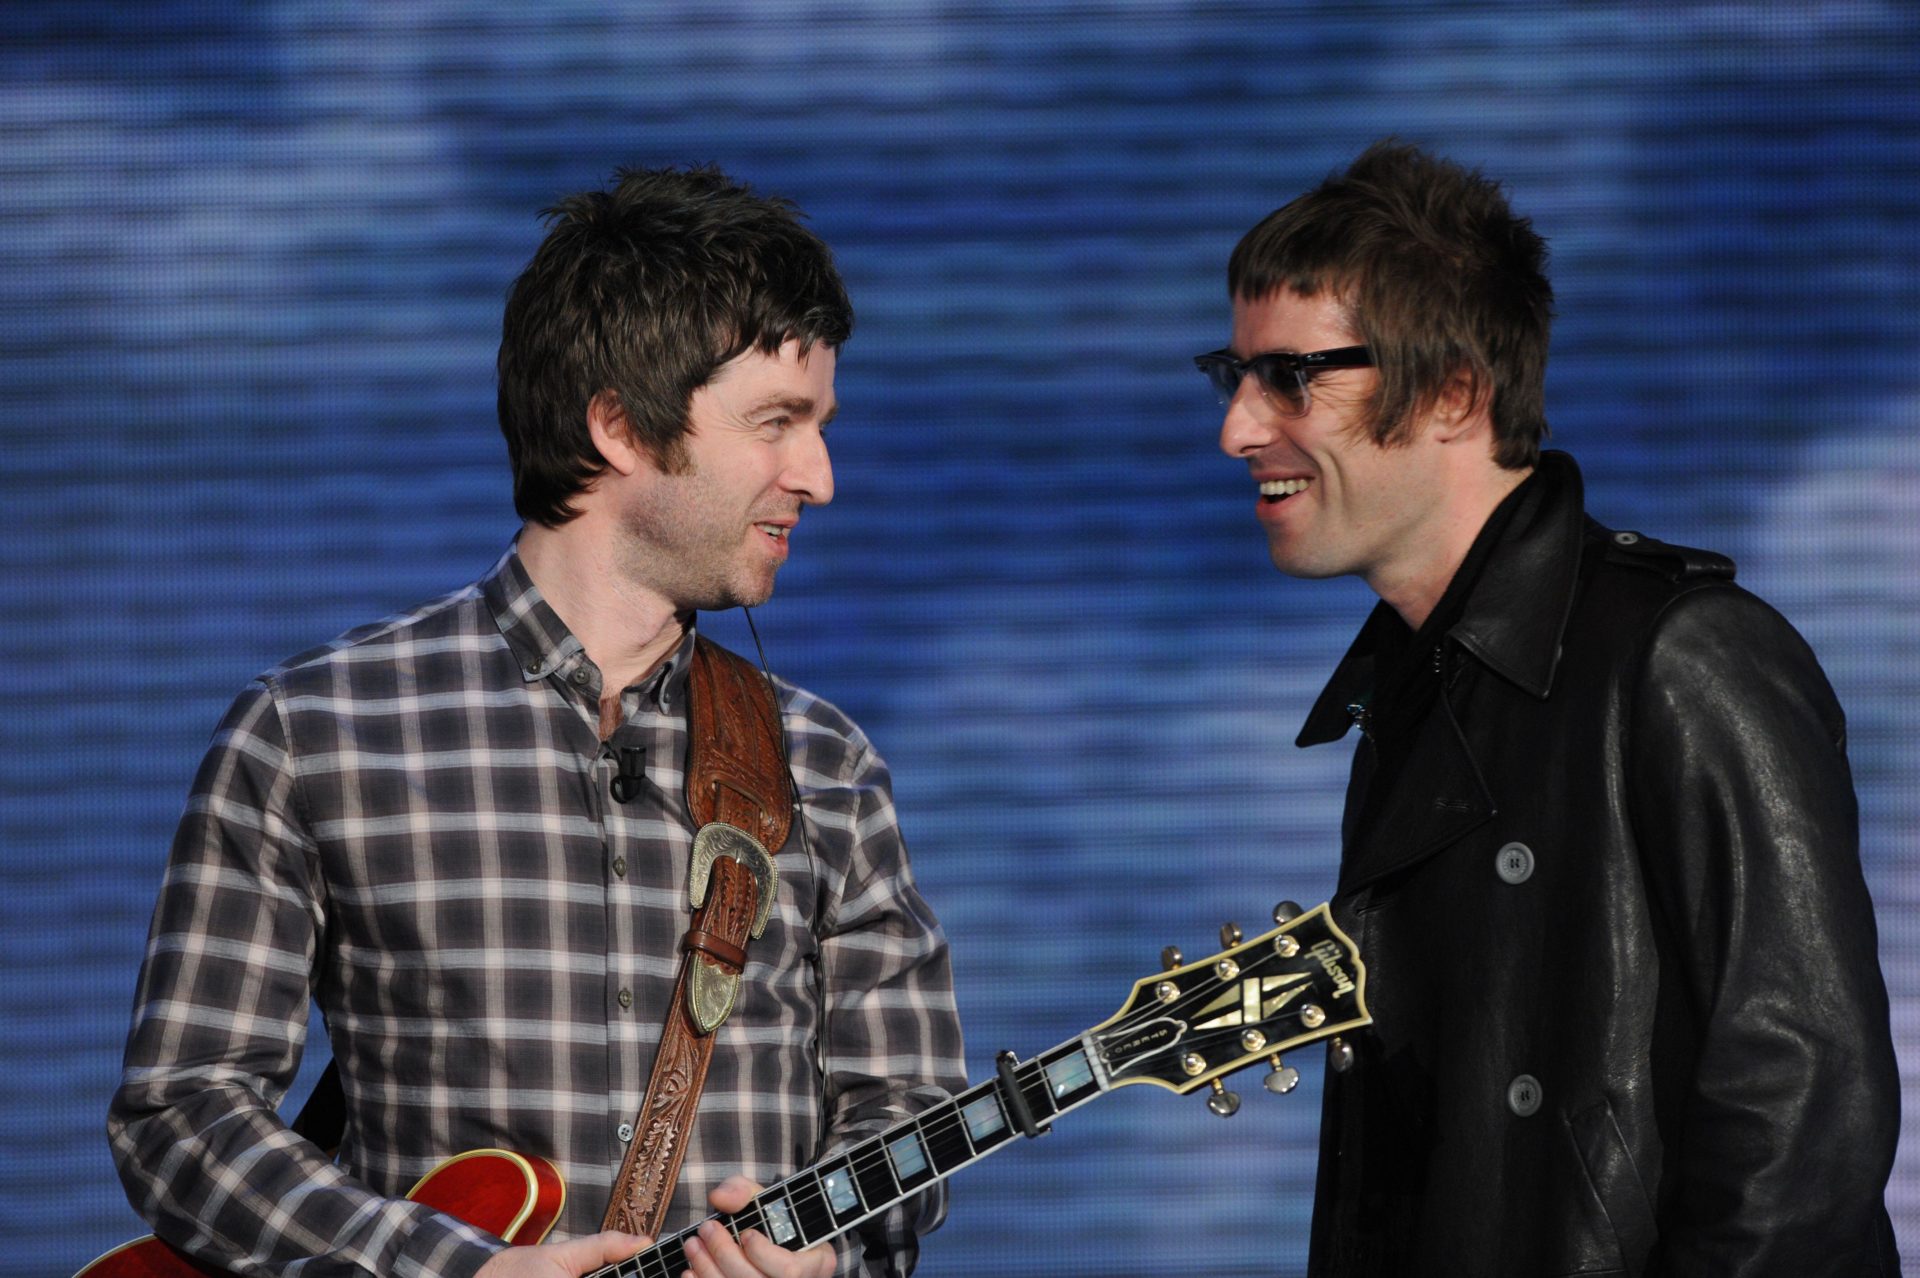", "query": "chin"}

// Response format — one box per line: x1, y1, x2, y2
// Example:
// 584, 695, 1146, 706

732, 574, 778, 609
1266, 543, 1347, 581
